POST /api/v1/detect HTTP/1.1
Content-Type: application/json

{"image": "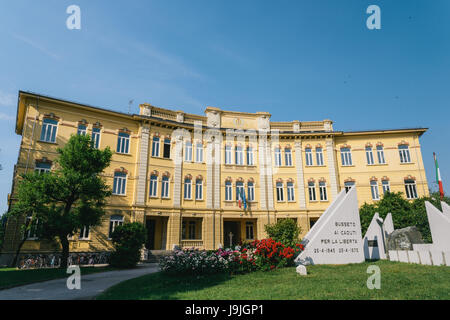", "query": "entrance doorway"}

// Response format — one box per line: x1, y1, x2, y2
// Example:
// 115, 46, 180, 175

145, 217, 168, 250
223, 221, 240, 248
146, 219, 156, 250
